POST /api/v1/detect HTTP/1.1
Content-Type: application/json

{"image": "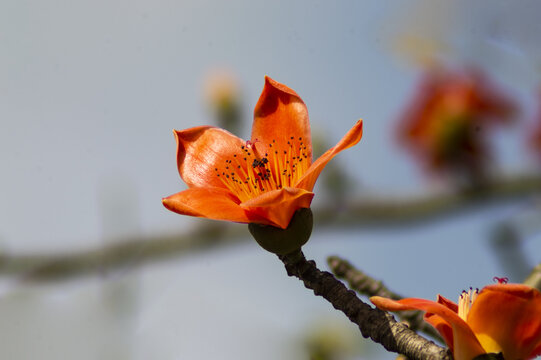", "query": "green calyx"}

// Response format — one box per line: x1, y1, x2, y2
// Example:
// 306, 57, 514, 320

248, 208, 313, 255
